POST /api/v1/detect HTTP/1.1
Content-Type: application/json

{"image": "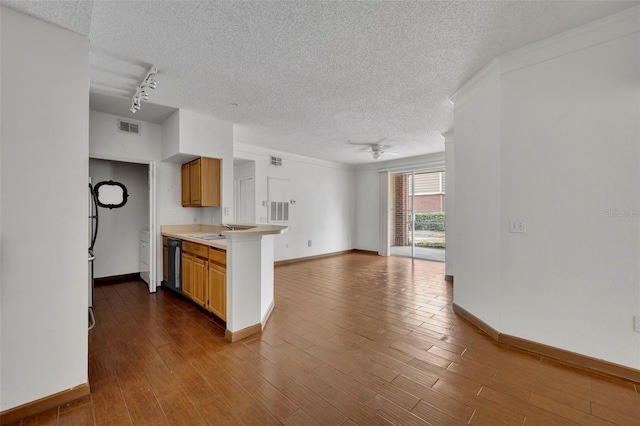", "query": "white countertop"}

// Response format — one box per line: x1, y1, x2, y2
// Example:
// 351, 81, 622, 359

161, 223, 288, 249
